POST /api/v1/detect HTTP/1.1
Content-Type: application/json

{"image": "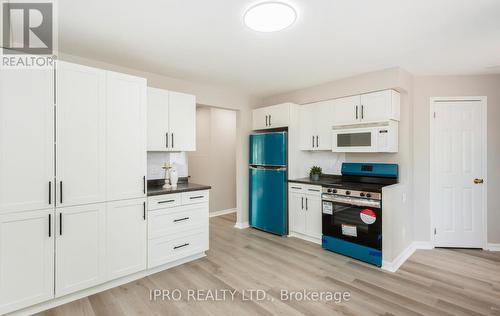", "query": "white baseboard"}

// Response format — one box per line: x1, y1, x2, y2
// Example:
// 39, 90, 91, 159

209, 208, 236, 218
382, 241, 434, 273
486, 243, 500, 251
288, 232, 321, 245
8, 253, 206, 316
234, 221, 249, 229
